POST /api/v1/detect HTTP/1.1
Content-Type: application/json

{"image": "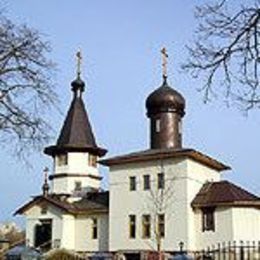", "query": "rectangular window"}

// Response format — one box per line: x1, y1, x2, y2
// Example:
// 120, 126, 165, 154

157, 173, 165, 189
202, 207, 215, 232
158, 214, 165, 238
142, 215, 151, 238
89, 154, 97, 167
143, 175, 150, 190
74, 181, 82, 191
57, 154, 68, 166
129, 176, 136, 191
92, 218, 98, 239
41, 205, 48, 215
178, 121, 182, 134
155, 119, 160, 133
129, 215, 136, 239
